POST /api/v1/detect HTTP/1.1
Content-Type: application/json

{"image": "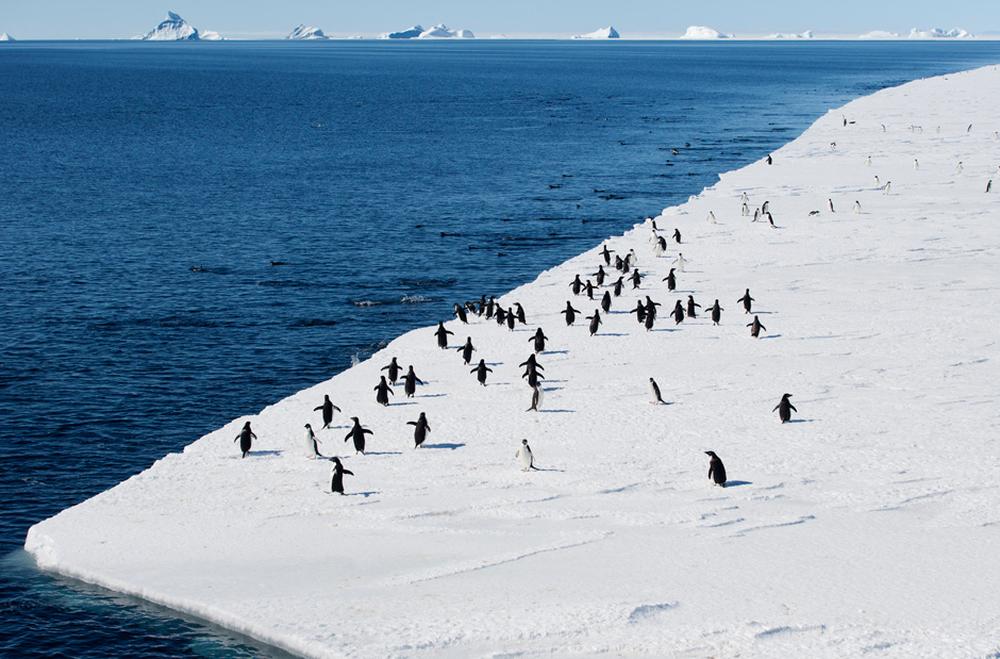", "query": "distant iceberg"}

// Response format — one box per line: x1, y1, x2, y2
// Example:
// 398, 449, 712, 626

200, 30, 223, 41
379, 25, 424, 39
858, 30, 900, 40
142, 11, 200, 41
908, 27, 974, 39
574, 26, 620, 40
680, 25, 732, 39
765, 30, 813, 40
287, 24, 328, 40
0, 32, 14, 42
417, 24, 474, 39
